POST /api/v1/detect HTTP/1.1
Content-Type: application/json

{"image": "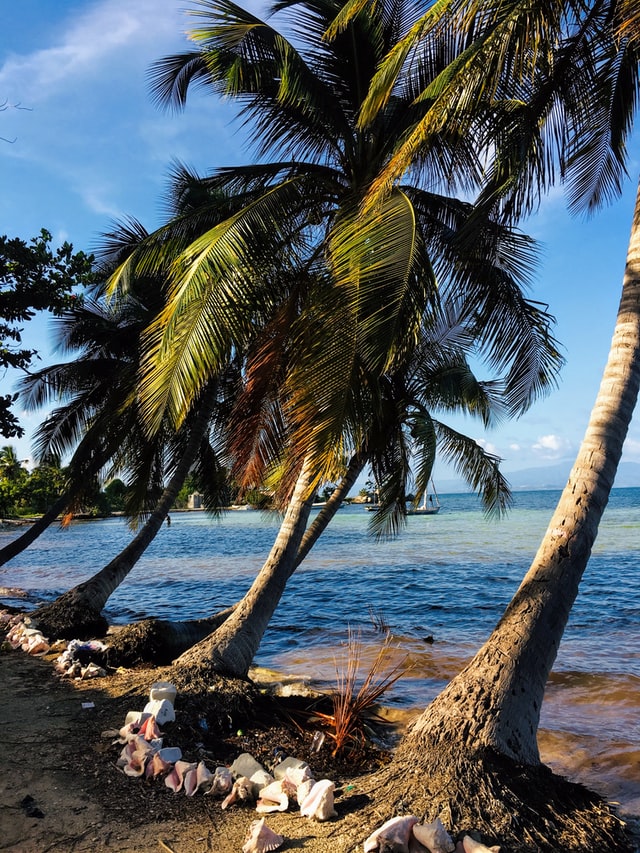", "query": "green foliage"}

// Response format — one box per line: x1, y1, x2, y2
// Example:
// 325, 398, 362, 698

0, 229, 95, 438
103, 478, 127, 512
21, 464, 65, 514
